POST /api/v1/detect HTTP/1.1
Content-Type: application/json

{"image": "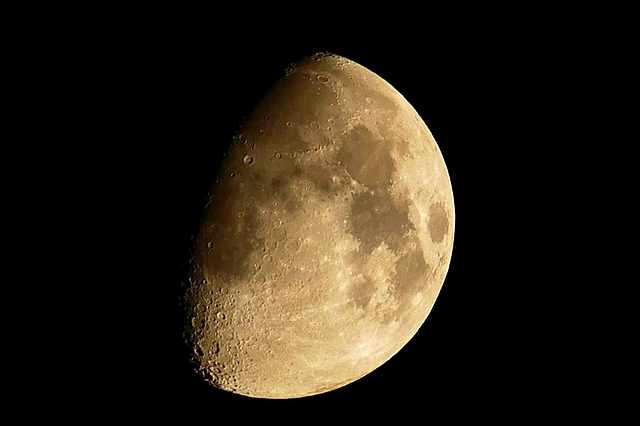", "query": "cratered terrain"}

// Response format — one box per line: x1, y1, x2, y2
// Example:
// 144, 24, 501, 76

183, 52, 454, 399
